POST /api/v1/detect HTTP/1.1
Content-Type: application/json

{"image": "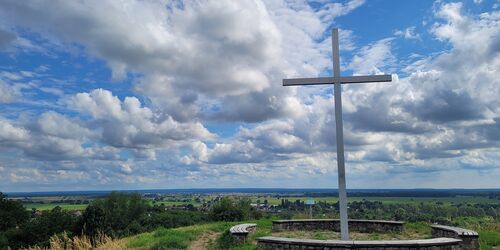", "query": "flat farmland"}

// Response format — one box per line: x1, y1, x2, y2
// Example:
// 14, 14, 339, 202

20, 195, 499, 211
248, 196, 500, 205
23, 201, 201, 211
152, 201, 202, 207
23, 203, 88, 211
